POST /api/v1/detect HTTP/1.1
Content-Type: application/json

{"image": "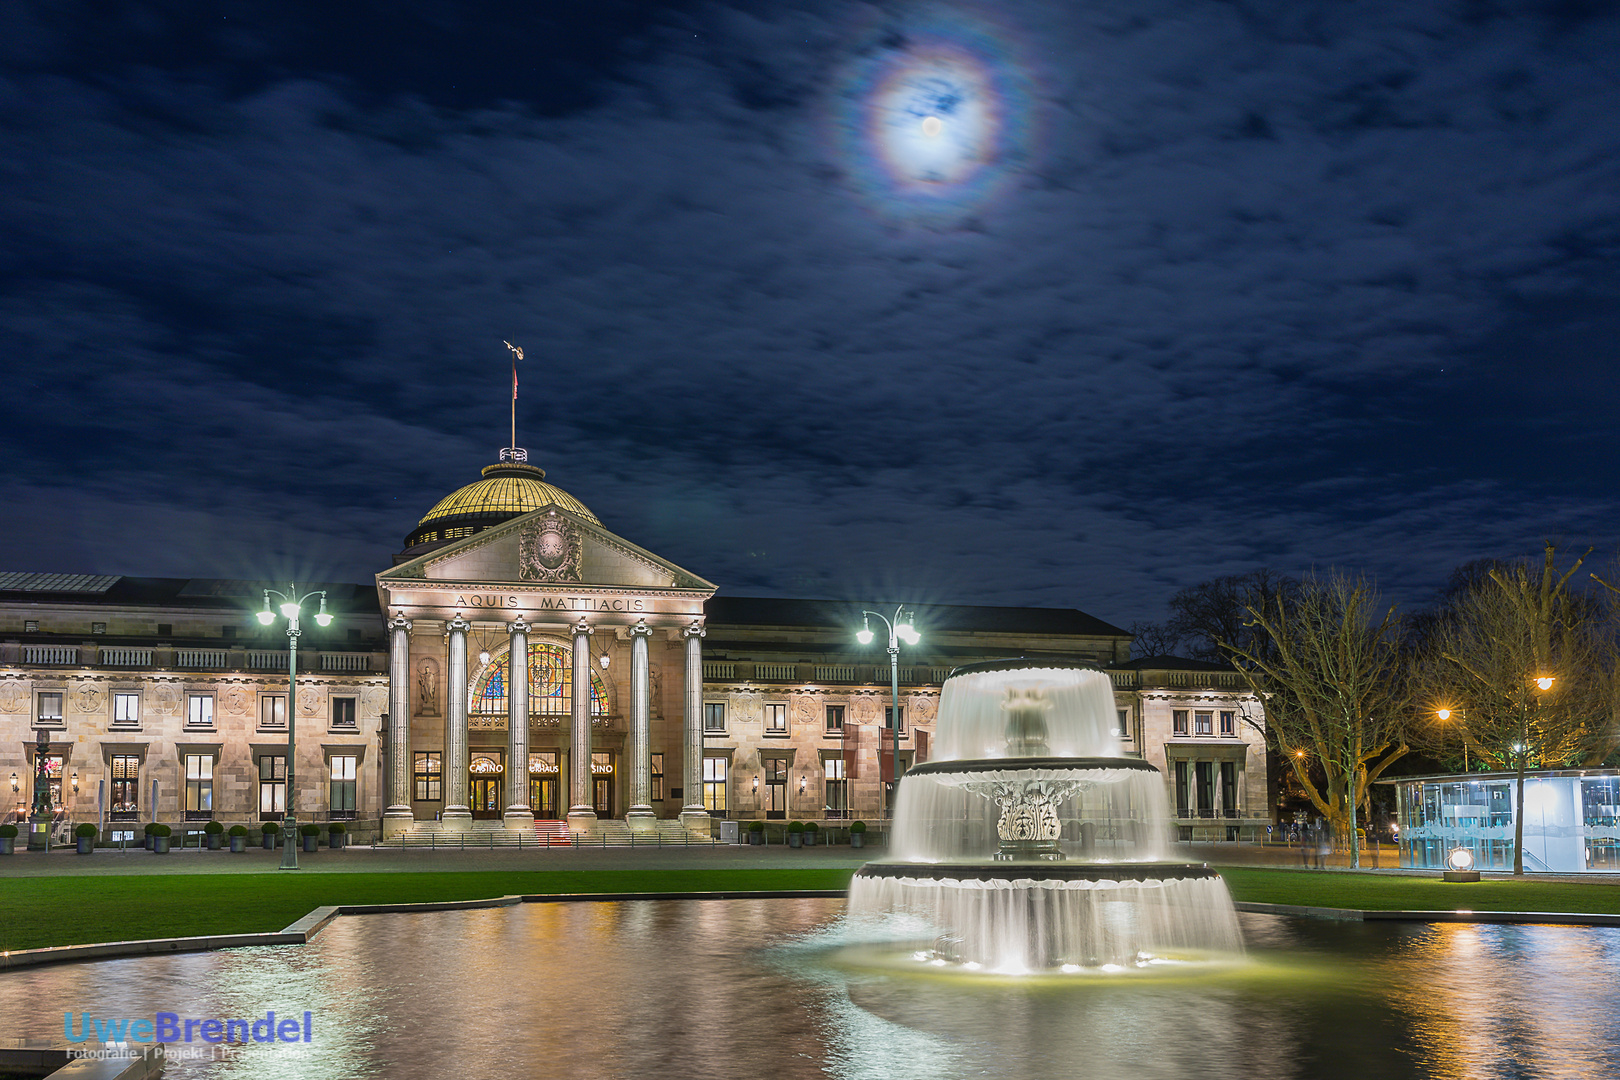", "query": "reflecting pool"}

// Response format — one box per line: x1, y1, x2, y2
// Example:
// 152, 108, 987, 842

1, 900, 1618, 1079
